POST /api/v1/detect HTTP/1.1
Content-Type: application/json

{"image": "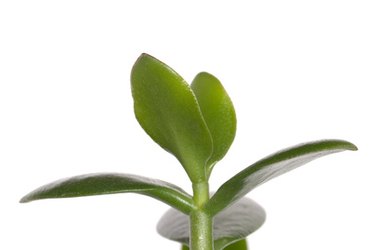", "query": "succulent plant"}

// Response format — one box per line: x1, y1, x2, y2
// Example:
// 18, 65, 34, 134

21, 53, 357, 250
